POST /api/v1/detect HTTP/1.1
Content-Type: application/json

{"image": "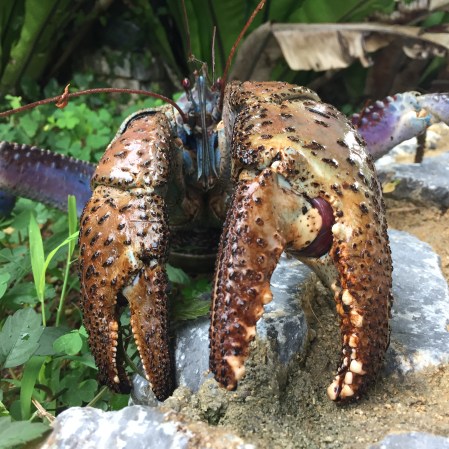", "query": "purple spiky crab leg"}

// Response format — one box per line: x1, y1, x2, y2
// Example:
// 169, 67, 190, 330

210, 81, 393, 401
79, 110, 174, 400
0, 141, 94, 216
352, 92, 449, 160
